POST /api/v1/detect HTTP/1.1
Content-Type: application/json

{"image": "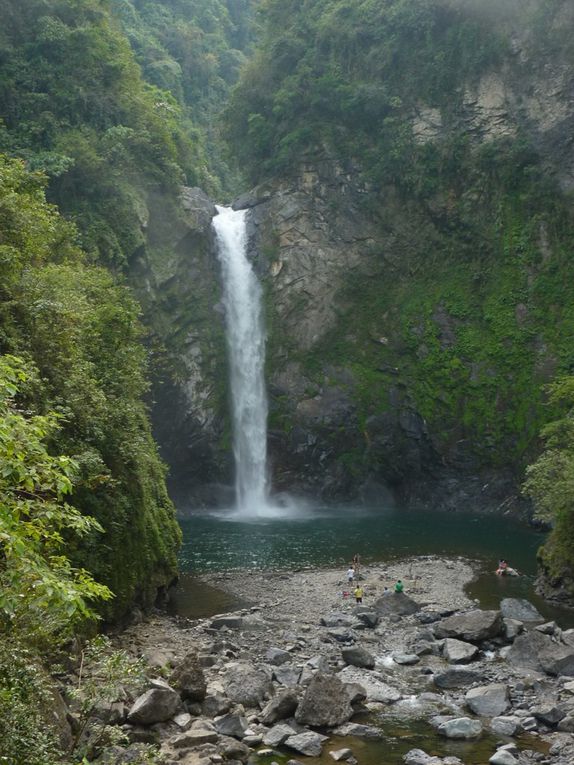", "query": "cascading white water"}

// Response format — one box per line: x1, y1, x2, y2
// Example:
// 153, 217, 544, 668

212, 206, 269, 515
